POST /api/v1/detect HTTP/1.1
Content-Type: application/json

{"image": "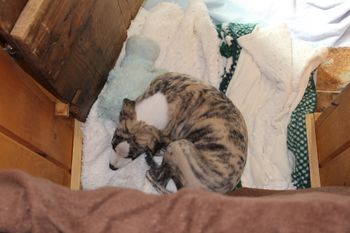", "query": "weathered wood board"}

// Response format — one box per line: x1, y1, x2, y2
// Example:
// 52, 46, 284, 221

0, 0, 28, 35
305, 113, 321, 188
0, 132, 71, 187
70, 120, 83, 190
316, 83, 350, 166
3, 0, 143, 121
0, 49, 74, 169
315, 83, 350, 187
320, 146, 350, 186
